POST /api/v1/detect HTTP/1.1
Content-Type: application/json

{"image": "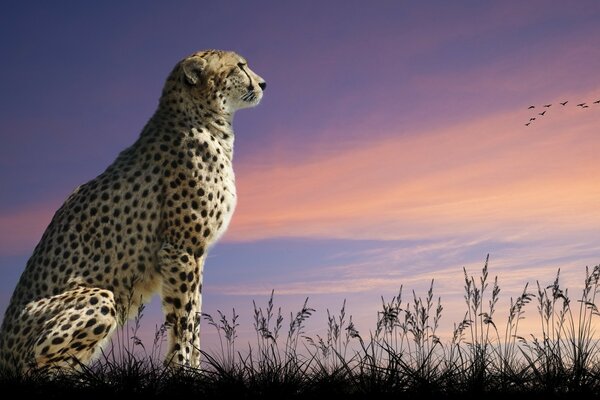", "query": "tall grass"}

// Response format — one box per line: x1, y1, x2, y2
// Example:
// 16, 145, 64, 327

2, 257, 600, 398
